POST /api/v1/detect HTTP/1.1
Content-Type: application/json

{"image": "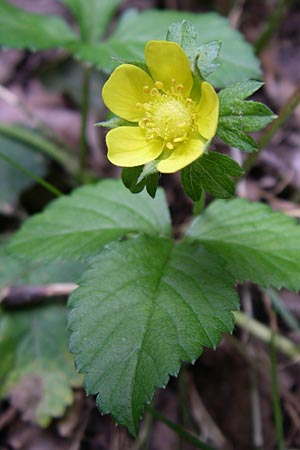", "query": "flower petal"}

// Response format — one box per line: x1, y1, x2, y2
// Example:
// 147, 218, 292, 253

106, 127, 163, 167
197, 81, 219, 139
102, 64, 154, 122
145, 41, 193, 96
157, 138, 206, 173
